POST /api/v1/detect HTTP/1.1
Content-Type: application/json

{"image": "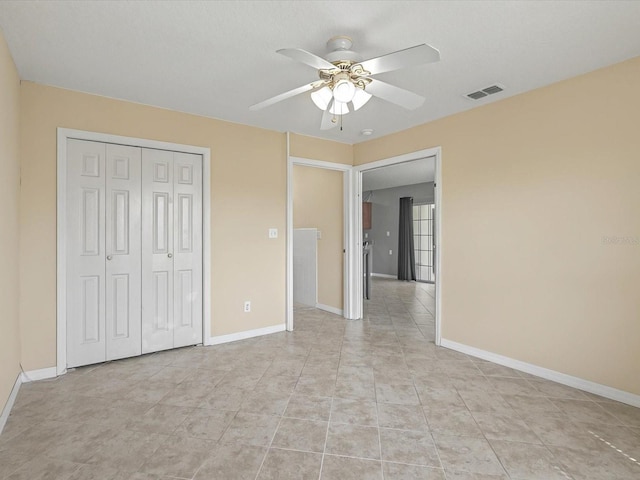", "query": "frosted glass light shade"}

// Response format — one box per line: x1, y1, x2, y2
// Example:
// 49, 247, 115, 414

311, 86, 332, 110
333, 79, 356, 103
351, 88, 372, 111
329, 100, 350, 115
